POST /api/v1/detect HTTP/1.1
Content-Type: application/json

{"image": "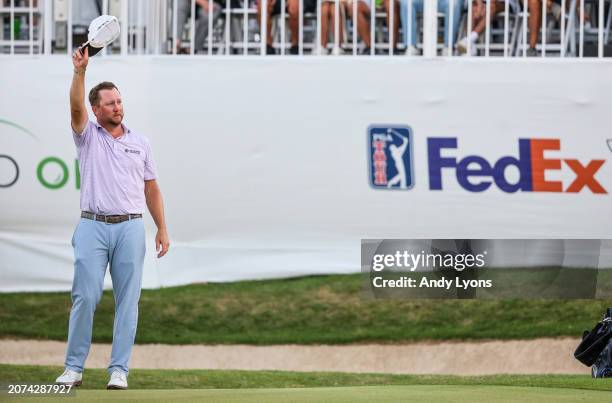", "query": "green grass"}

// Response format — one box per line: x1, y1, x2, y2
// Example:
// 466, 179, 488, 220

5, 386, 612, 403
2, 365, 612, 403
0, 274, 610, 344
1, 364, 611, 391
